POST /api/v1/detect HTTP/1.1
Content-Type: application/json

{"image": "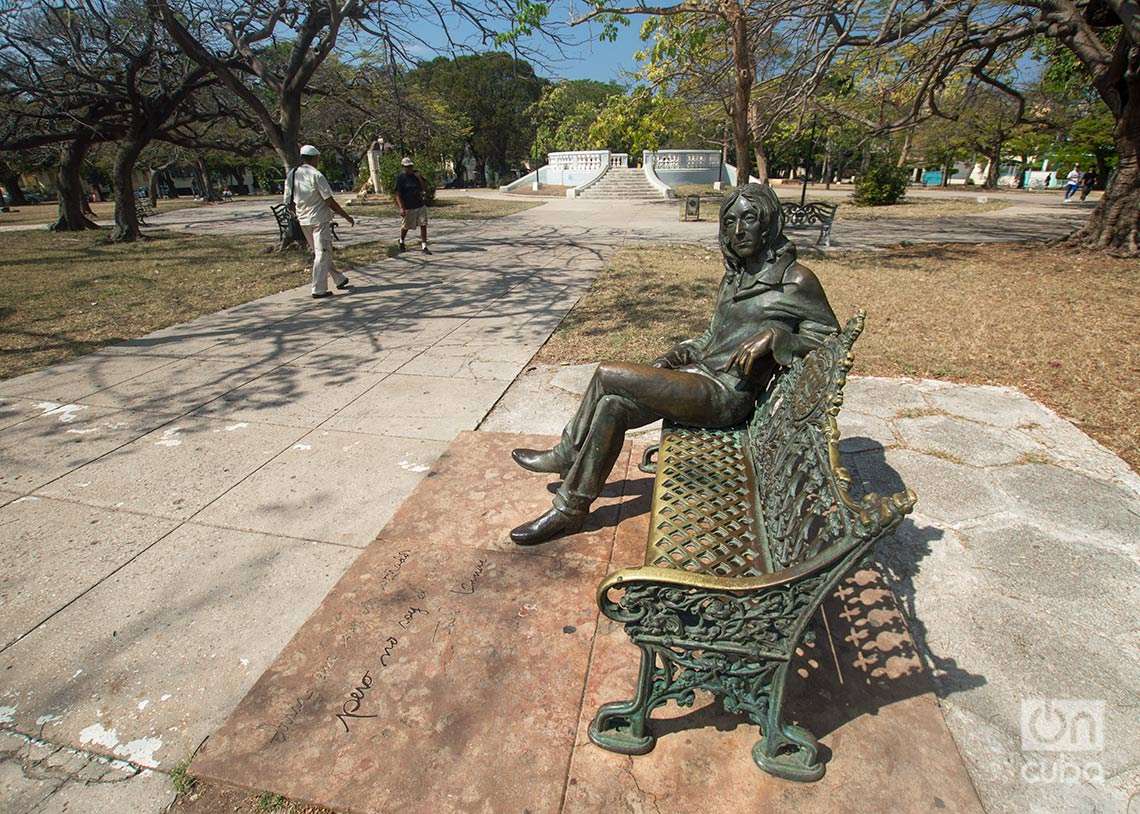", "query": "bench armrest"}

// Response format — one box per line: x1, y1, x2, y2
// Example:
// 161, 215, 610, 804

600, 485, 915, 618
